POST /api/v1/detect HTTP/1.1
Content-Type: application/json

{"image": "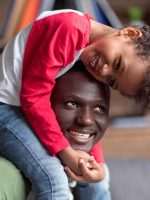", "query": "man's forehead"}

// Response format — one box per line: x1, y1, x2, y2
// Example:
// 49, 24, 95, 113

55, 71, 110, 100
